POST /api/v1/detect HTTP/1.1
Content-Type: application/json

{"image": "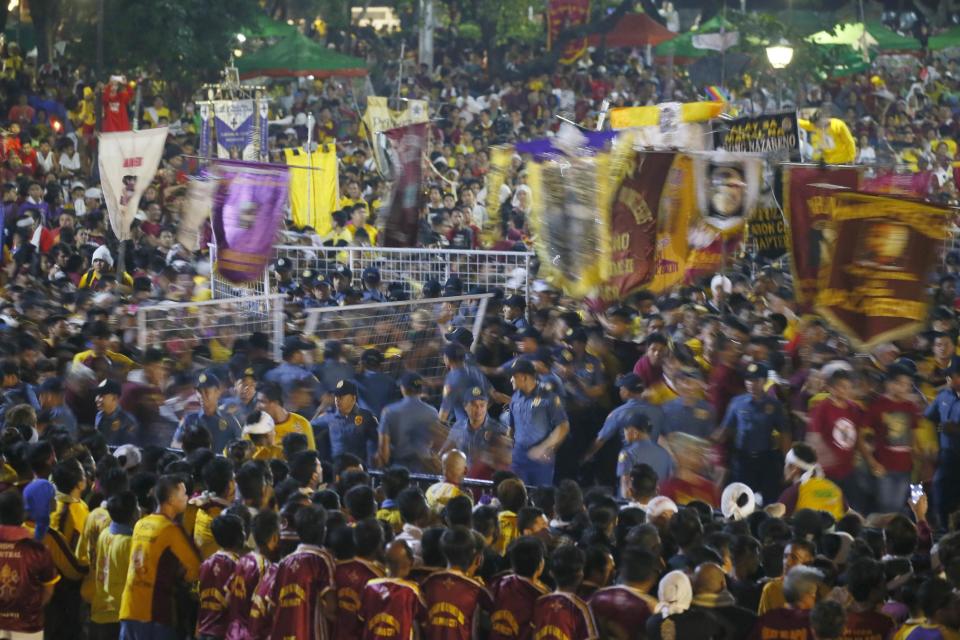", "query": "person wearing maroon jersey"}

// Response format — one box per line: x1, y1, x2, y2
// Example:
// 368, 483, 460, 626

225, 510, 280, 640
359, 540, 426, 640
843, 558, 896, 640
333, 519, 386, 640
270, 504, 337, 640
804, 369, 863, 508
196, 514, 245, 640
590, 547, 659, 640
248, 562, 279, 639
863, 365, 920, 514
748, 566, 822, 640
421, 526, 493, 640
489, 536, 549, 640
533, 545, 599, 640
0, 489, 59, 639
